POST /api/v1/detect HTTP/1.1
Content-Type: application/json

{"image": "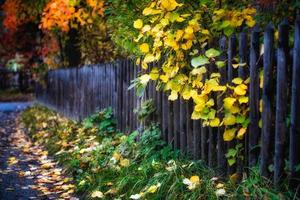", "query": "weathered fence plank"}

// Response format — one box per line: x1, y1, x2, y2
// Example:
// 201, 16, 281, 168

289, 16, 300, 185
274, 19, 289, 184
261, 23, 275, 177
